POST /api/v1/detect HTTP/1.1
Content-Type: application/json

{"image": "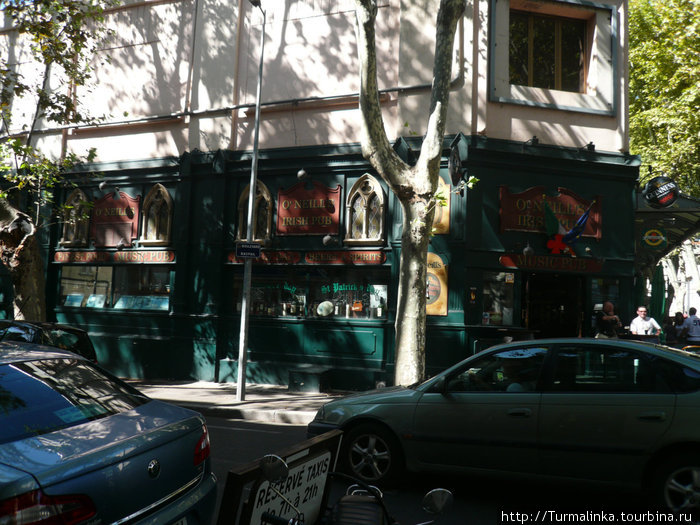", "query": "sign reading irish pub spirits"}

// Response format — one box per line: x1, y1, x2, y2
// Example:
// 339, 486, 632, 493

499, 186, 601, 239
277, 181, 341, 235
